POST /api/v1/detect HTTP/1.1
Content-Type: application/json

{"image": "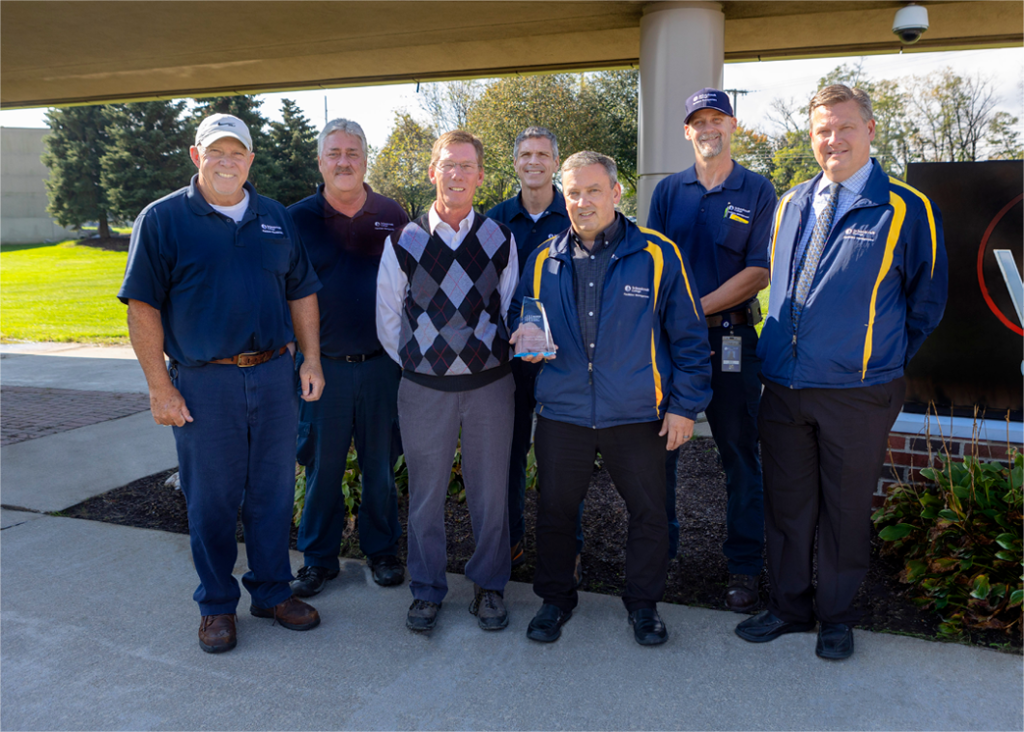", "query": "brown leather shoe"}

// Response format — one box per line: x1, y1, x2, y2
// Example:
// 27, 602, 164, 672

250, 596, 320, 631
198, 613, 237, 653
725, 573, 760, 612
